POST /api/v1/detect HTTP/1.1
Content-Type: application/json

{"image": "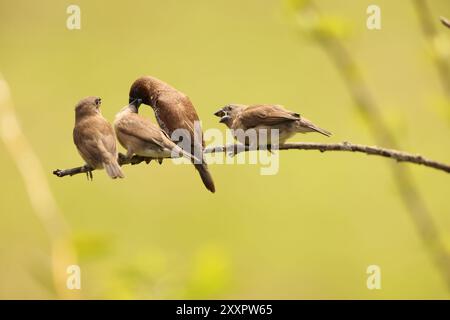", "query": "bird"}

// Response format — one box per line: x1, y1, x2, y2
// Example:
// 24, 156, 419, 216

213, 104, 331, 146
114, 102, 202, 165
73, 96, 124, 179
128, 76, 215, 193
